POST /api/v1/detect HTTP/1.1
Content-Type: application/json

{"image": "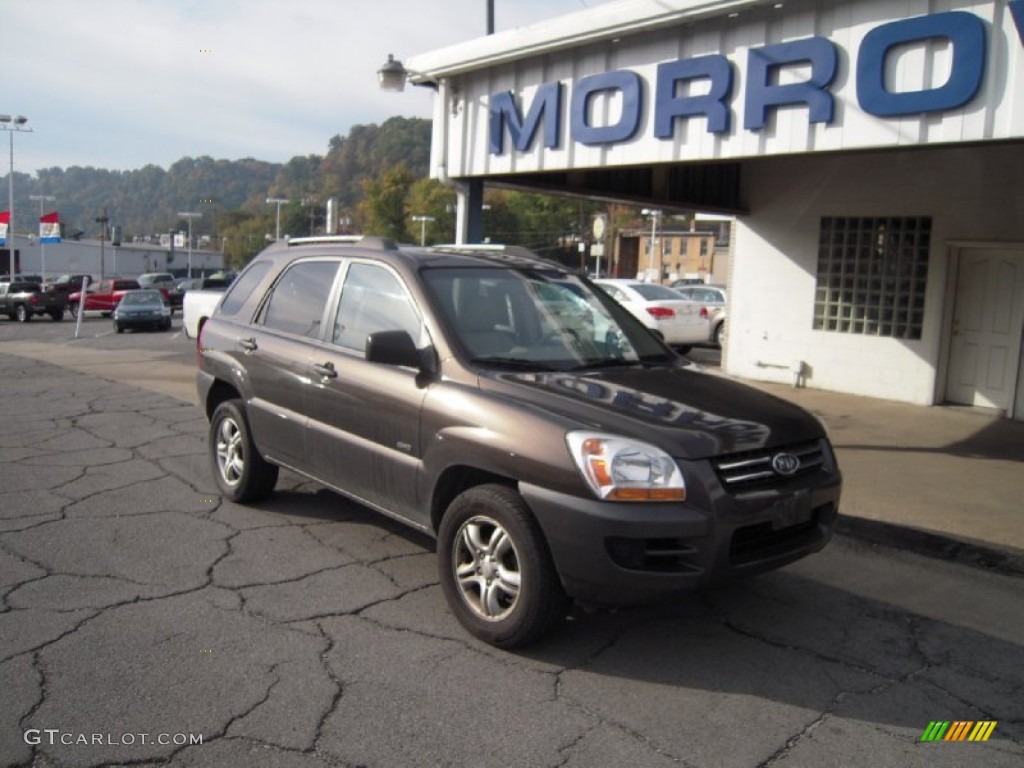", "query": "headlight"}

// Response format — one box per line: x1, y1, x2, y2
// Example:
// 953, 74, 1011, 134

161, 306, 171, 316
566, 432, 685, 501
